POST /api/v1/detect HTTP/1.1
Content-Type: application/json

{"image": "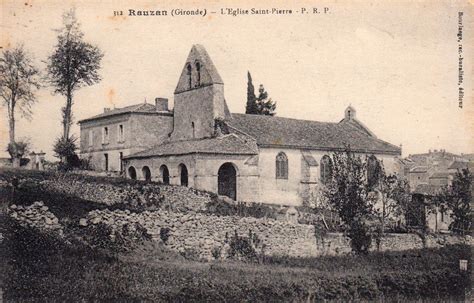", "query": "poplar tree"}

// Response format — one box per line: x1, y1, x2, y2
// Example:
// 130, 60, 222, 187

245, 71, 258, 114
